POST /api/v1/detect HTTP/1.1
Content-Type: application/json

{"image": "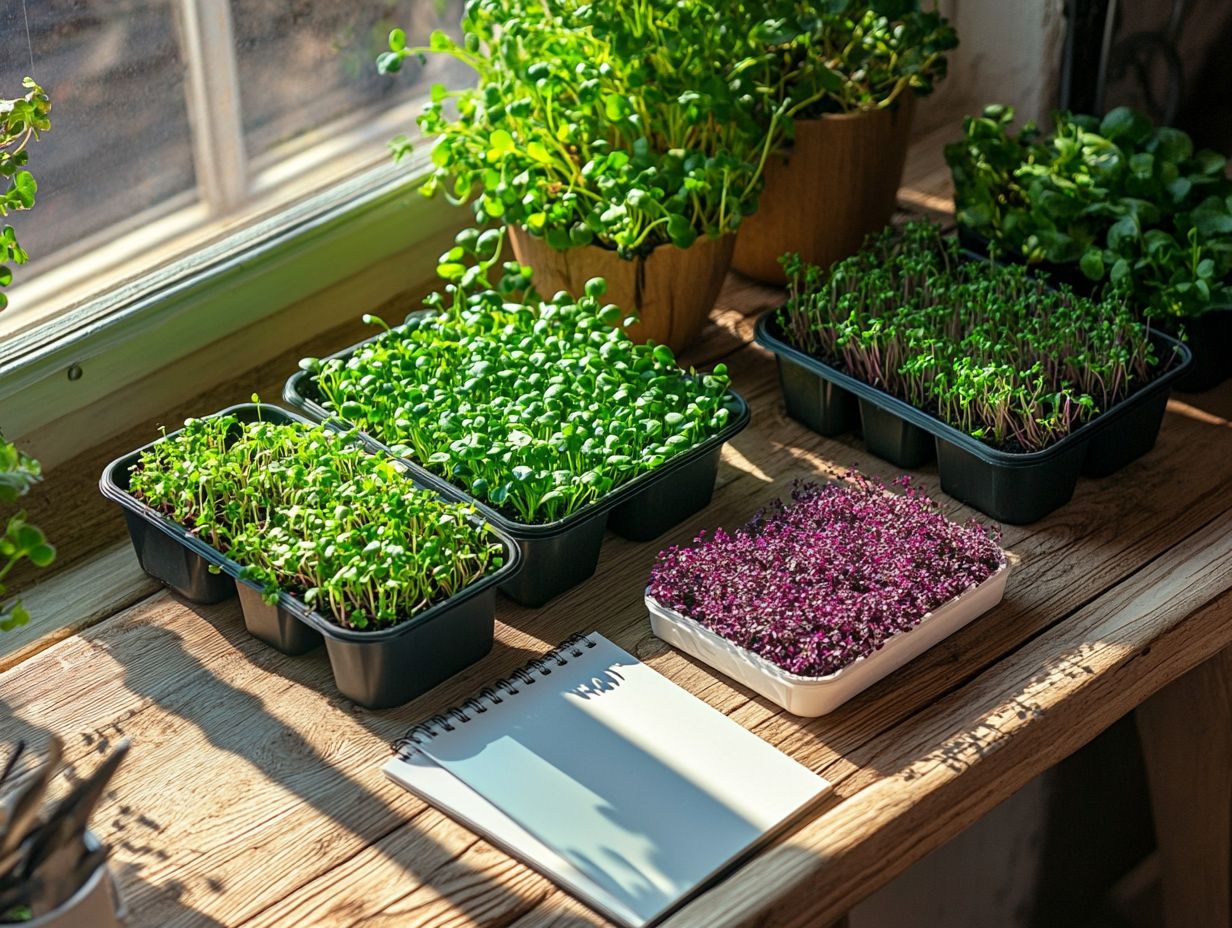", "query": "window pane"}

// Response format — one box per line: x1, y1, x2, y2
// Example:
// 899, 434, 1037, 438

231, 0, 468, 163
0, 0, 196, 264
